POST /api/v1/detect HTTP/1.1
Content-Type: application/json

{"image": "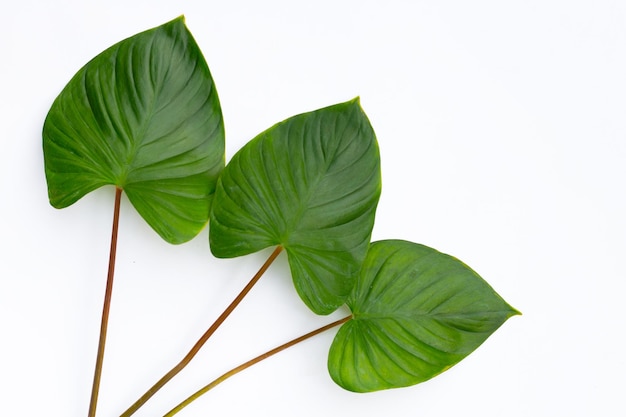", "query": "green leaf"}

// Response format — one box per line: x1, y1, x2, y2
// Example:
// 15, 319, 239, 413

328, 240, 520, 392
209, 98, 381, 314
43, 16, 225, 244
